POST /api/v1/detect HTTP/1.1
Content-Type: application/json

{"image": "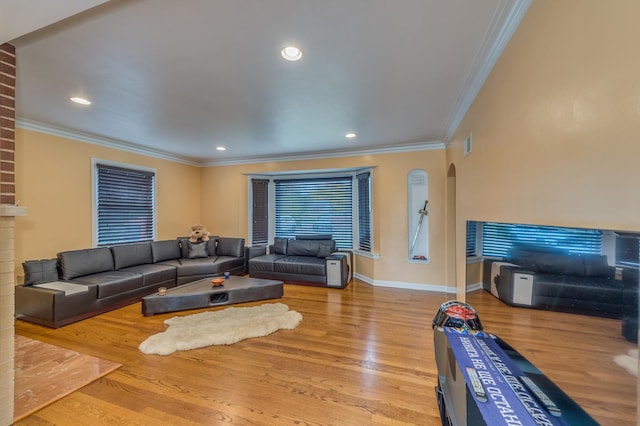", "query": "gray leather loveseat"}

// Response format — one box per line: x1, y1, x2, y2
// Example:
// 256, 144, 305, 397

15, 237, 246, 328
248, 235, 350, 288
